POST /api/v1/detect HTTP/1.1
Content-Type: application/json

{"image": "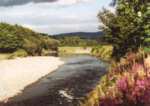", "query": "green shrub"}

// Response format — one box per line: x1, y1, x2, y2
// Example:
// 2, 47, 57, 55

99, 48, 105, 54
8, 49, 28, 59
0, 26, 23, 52
41, 49, 52, 56
23, 39, 40, 55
